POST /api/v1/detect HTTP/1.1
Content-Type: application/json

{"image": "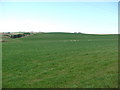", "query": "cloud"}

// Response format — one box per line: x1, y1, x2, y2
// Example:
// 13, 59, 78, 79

0, 18, 61, 32
0, 18, 117, 34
